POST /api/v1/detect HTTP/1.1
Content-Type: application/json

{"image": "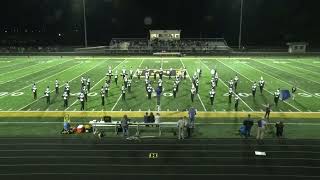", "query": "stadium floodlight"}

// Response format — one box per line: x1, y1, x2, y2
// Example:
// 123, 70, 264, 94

238, 0, 243, 49
82, 0, 88, 47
